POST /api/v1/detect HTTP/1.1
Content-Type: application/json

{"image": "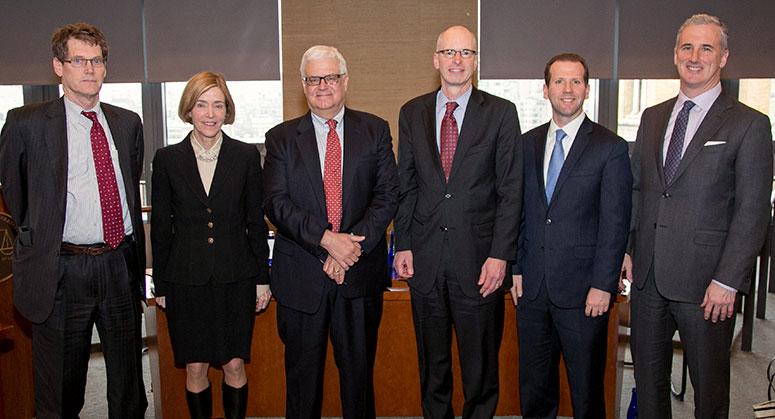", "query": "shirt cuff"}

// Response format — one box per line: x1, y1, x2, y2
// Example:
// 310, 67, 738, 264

256, 284, 271, 296
712, 279, 737, 293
